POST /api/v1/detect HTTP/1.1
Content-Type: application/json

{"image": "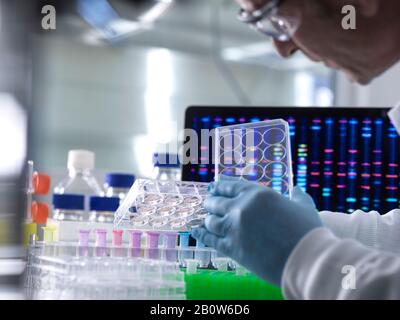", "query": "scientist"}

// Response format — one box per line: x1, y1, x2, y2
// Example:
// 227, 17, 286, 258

192, 0, 400, 299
